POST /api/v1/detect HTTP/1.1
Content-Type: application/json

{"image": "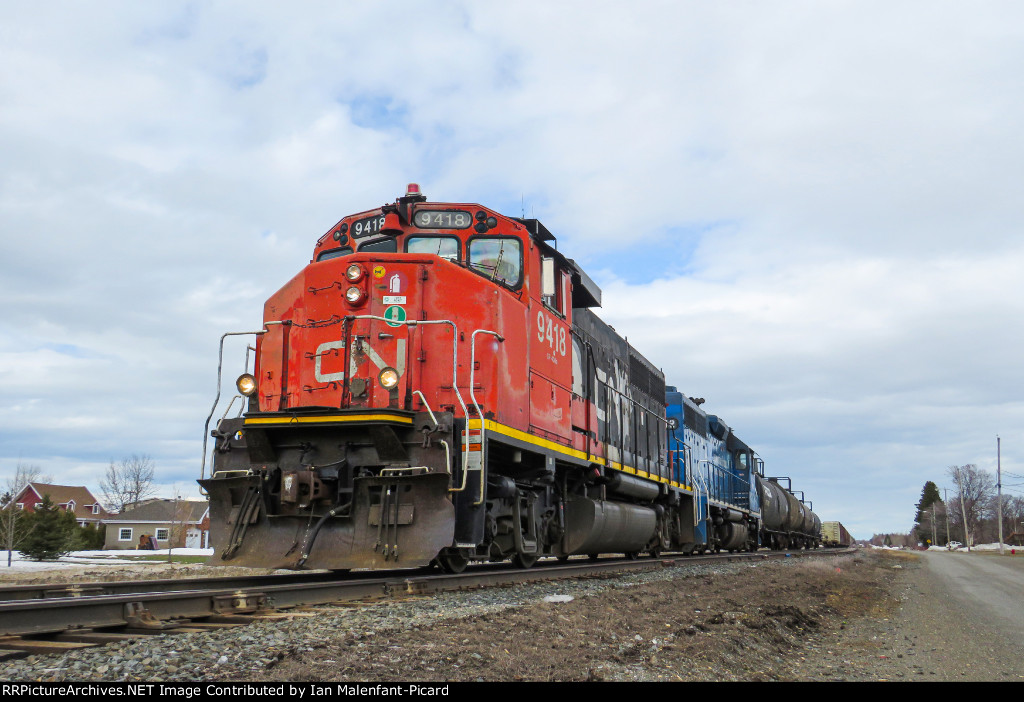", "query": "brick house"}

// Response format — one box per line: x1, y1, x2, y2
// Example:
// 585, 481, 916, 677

101, 499, 210, 550
12, 483, 109, 526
